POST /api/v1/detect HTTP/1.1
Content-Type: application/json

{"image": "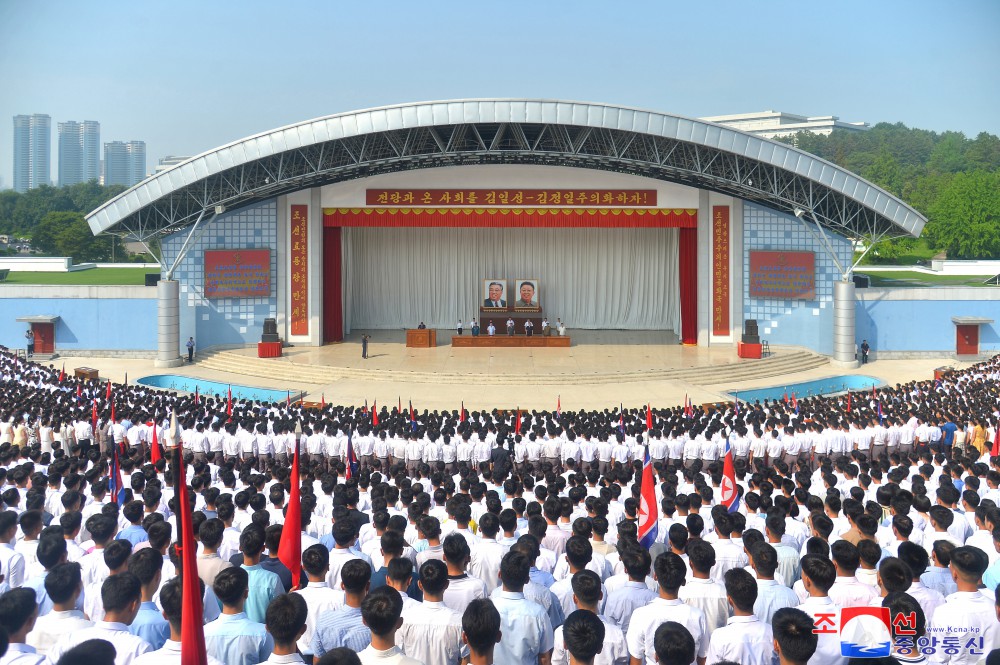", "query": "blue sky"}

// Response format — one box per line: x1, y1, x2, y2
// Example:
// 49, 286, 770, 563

1, 0, 998, 189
